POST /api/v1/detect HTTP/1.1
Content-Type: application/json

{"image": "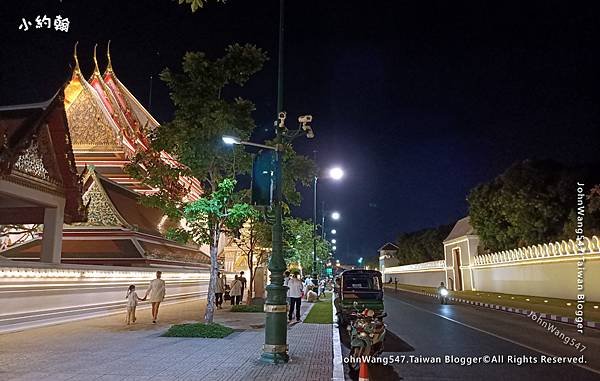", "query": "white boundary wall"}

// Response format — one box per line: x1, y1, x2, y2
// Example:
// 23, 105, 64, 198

384, 236, 600, 301
383, 260, 446, 287
0, 260, 212, 333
